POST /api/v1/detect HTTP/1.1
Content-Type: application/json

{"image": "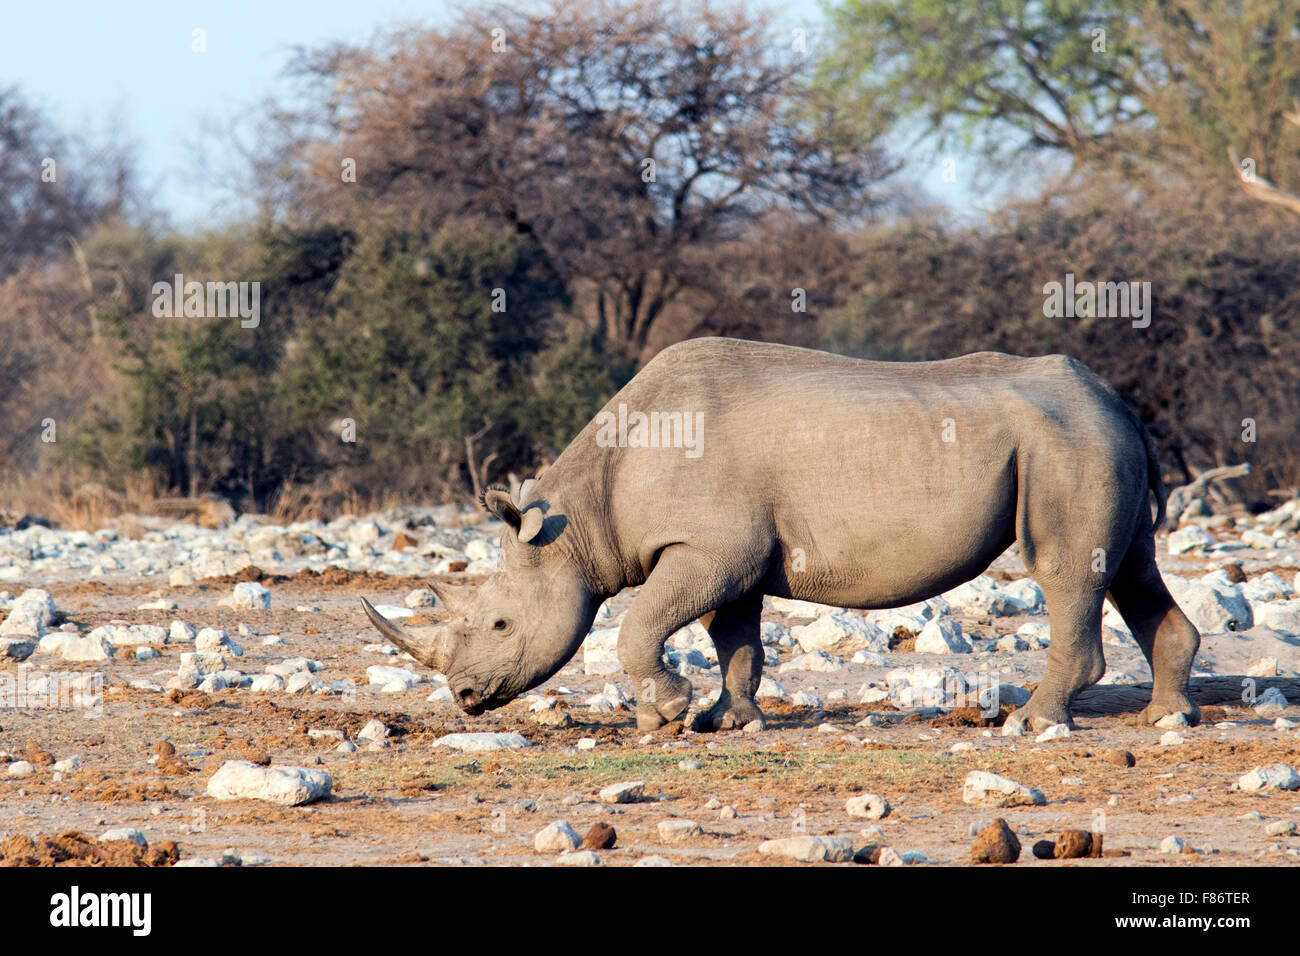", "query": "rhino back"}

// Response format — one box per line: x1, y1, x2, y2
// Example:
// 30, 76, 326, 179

548, 338, 1147, 602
